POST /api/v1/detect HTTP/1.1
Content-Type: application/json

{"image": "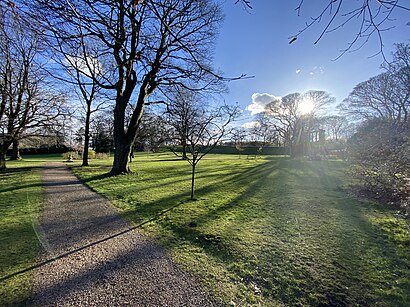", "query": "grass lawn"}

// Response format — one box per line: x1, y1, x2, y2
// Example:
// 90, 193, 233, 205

71, 153, 410, 306
0, 158, 46, 306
